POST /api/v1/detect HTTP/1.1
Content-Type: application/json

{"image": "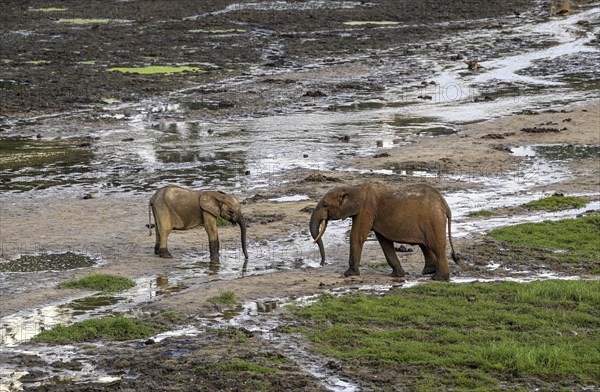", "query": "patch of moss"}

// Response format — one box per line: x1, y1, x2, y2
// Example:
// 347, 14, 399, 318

108, 66, 205, 75
59, 274, 136, 292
